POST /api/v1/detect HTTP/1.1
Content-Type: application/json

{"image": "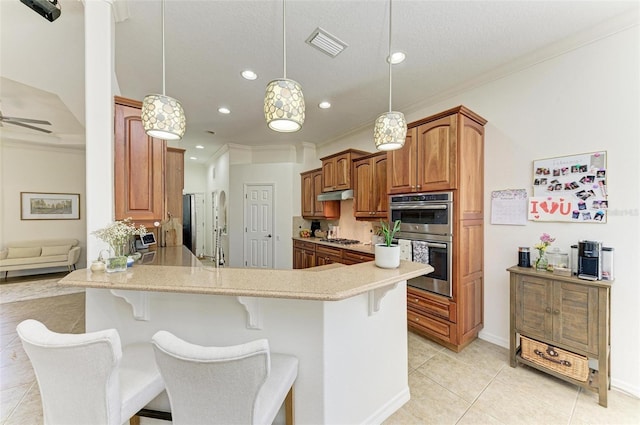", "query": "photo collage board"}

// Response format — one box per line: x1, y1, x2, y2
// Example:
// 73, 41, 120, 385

529, 151, 607, 223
